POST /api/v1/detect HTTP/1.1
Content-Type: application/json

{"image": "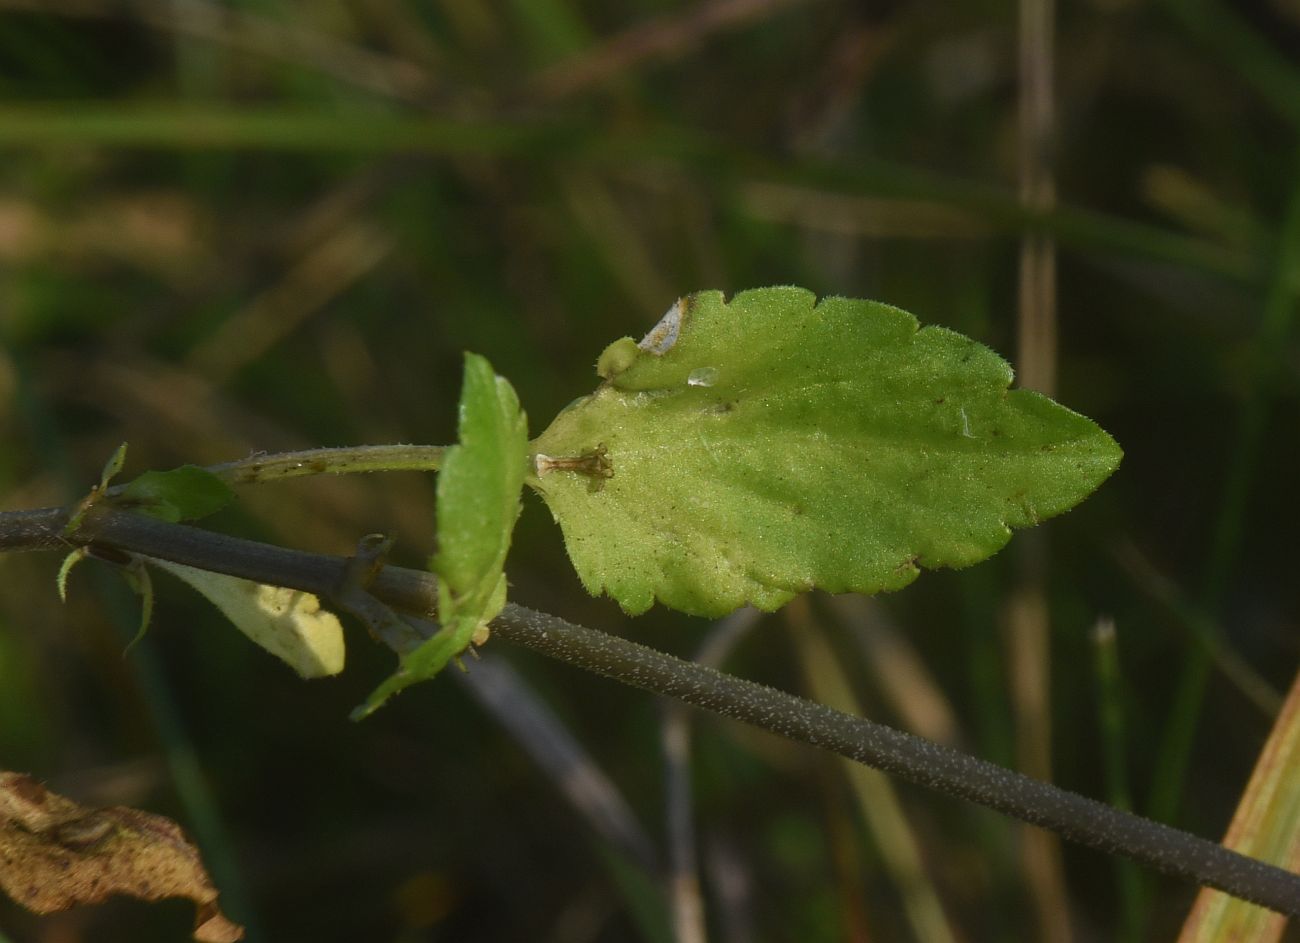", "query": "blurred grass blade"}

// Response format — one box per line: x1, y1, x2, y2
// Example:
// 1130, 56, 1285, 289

454, 653, 657, 872
827, 594, 960, 747
1091, 618, 1143, 941
1177, 667, 1300, 943
455, 652, 669, 941
0, 105, 549, 153
786, 597, 957, 943
662, 607, 765, 943
0, 105, 1253, 281
1149, 158, 1300, 828
1161, 0, 1300, 126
